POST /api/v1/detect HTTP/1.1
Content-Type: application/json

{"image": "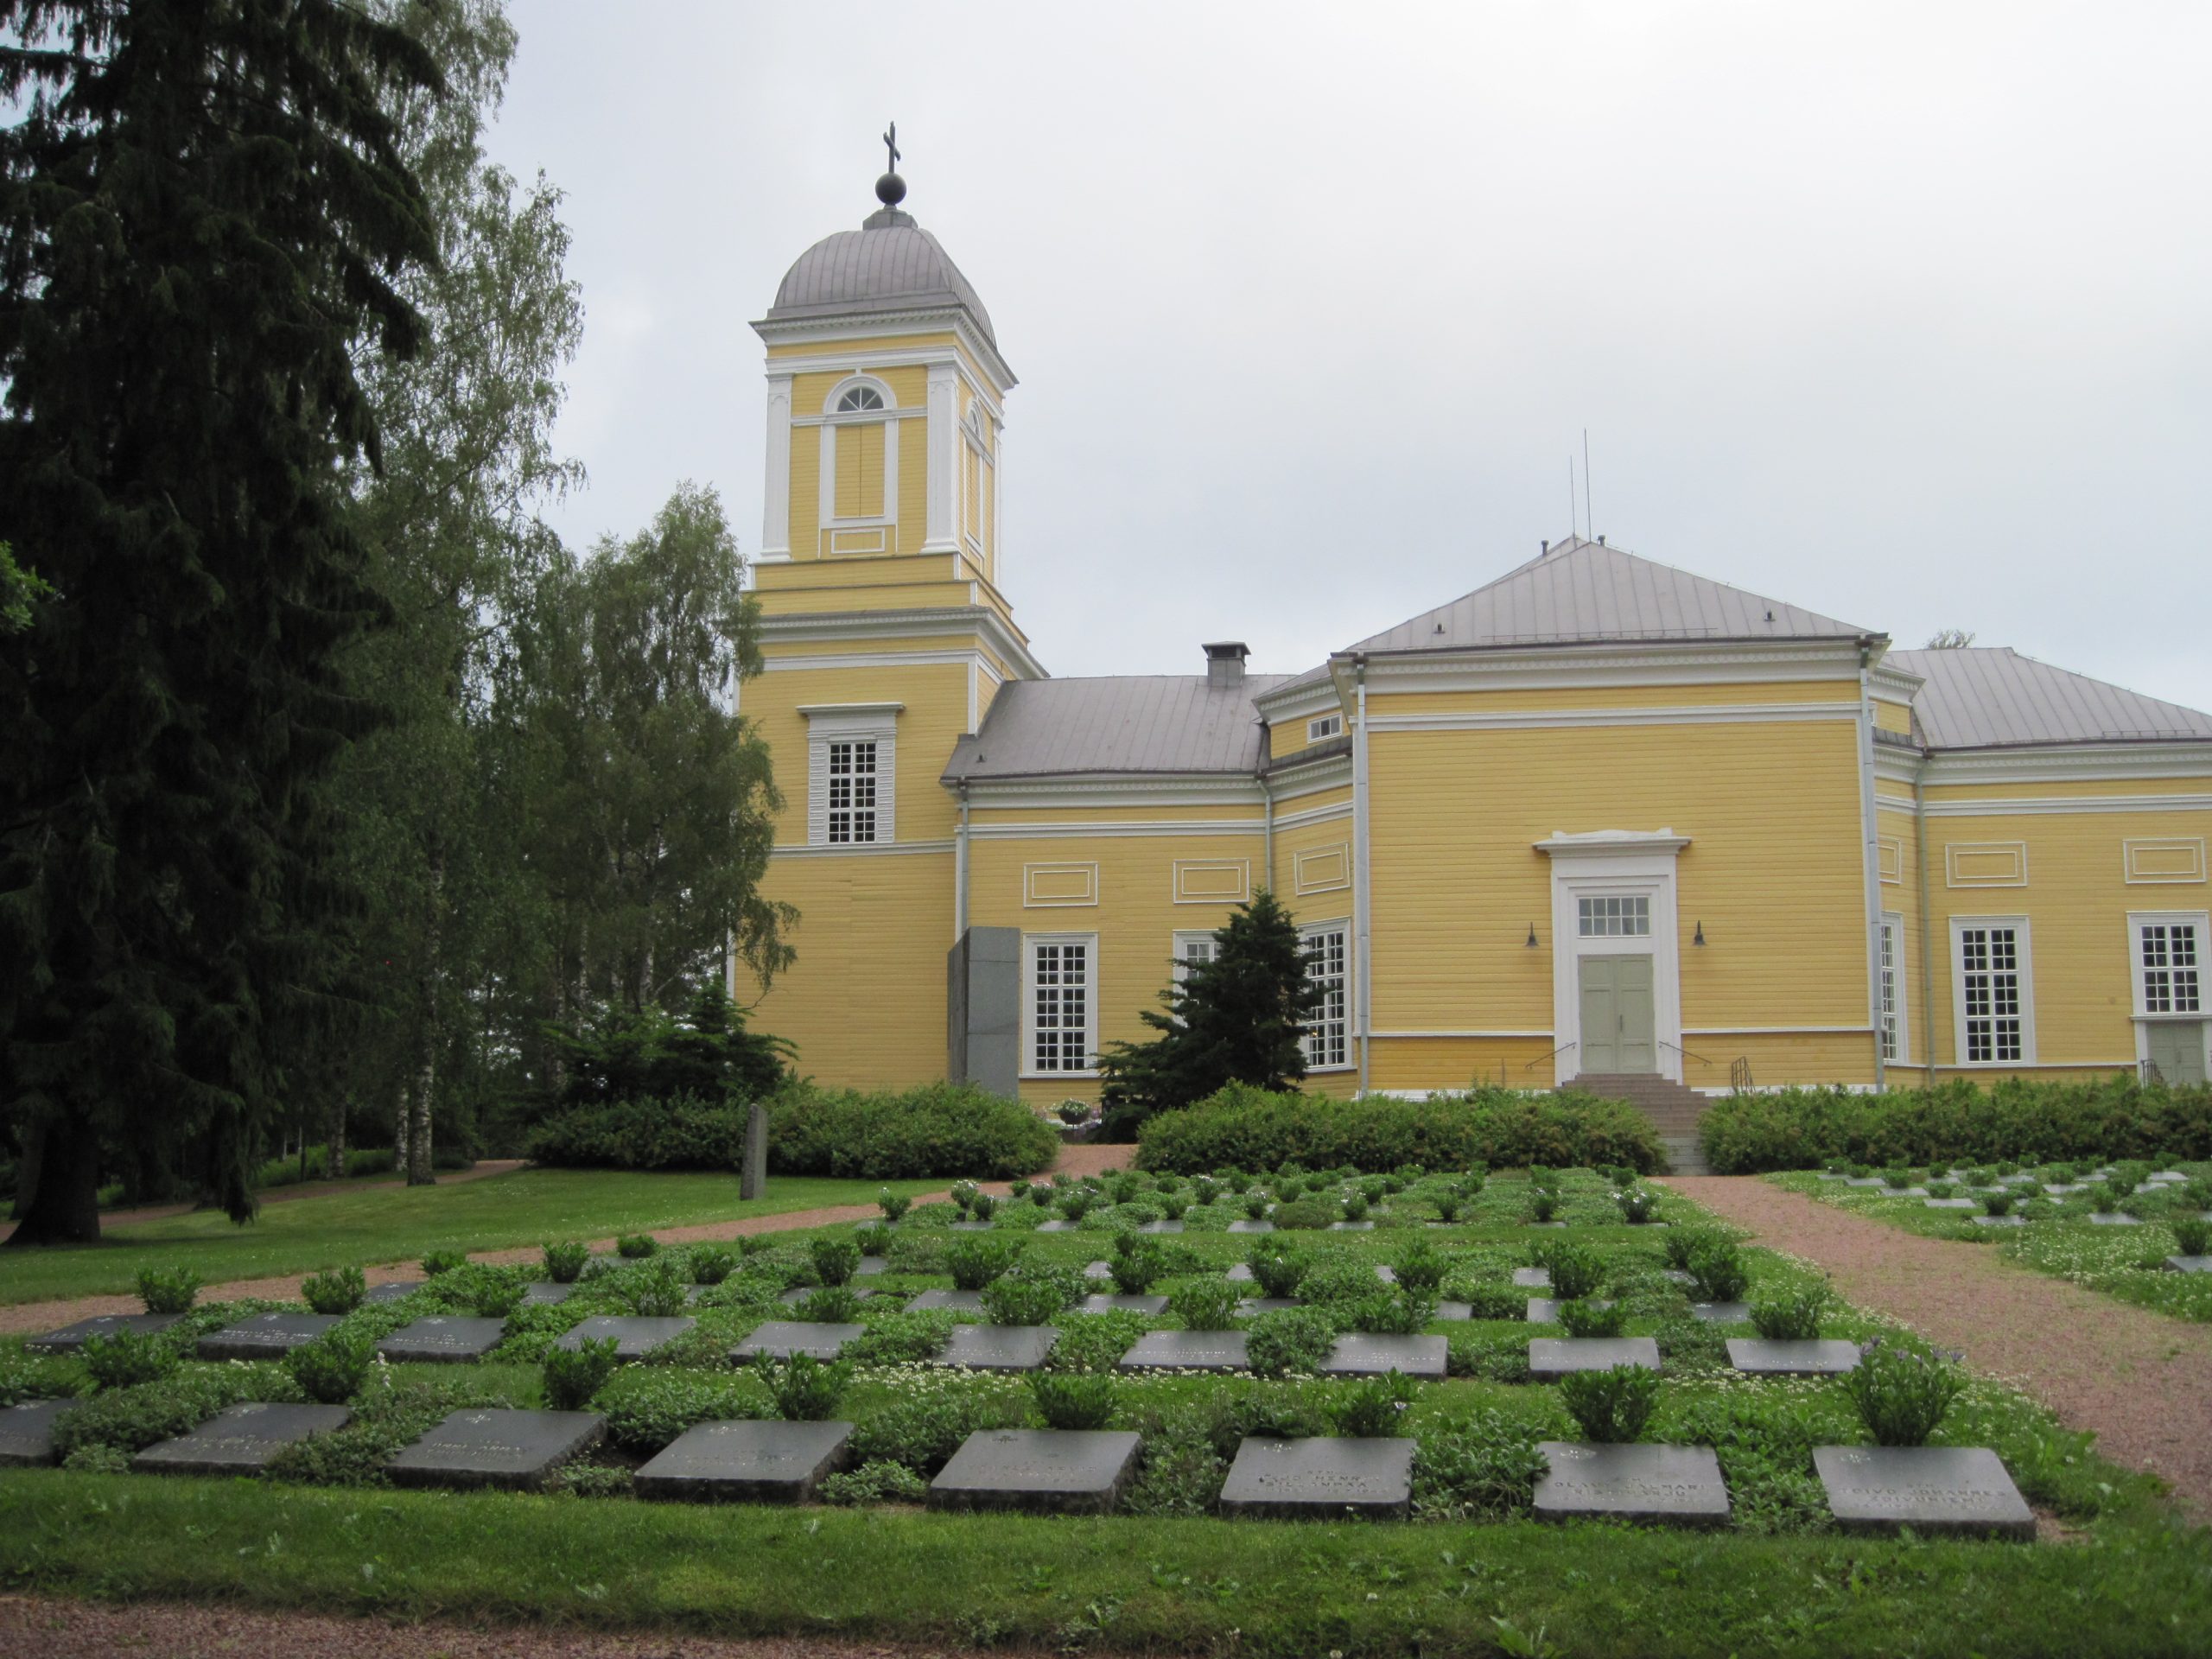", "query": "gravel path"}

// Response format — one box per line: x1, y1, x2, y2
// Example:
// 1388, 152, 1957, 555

1668, 1173, 2212, 1516
0, 1143, 1135, 1337
0, 1595, 1011, 1659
